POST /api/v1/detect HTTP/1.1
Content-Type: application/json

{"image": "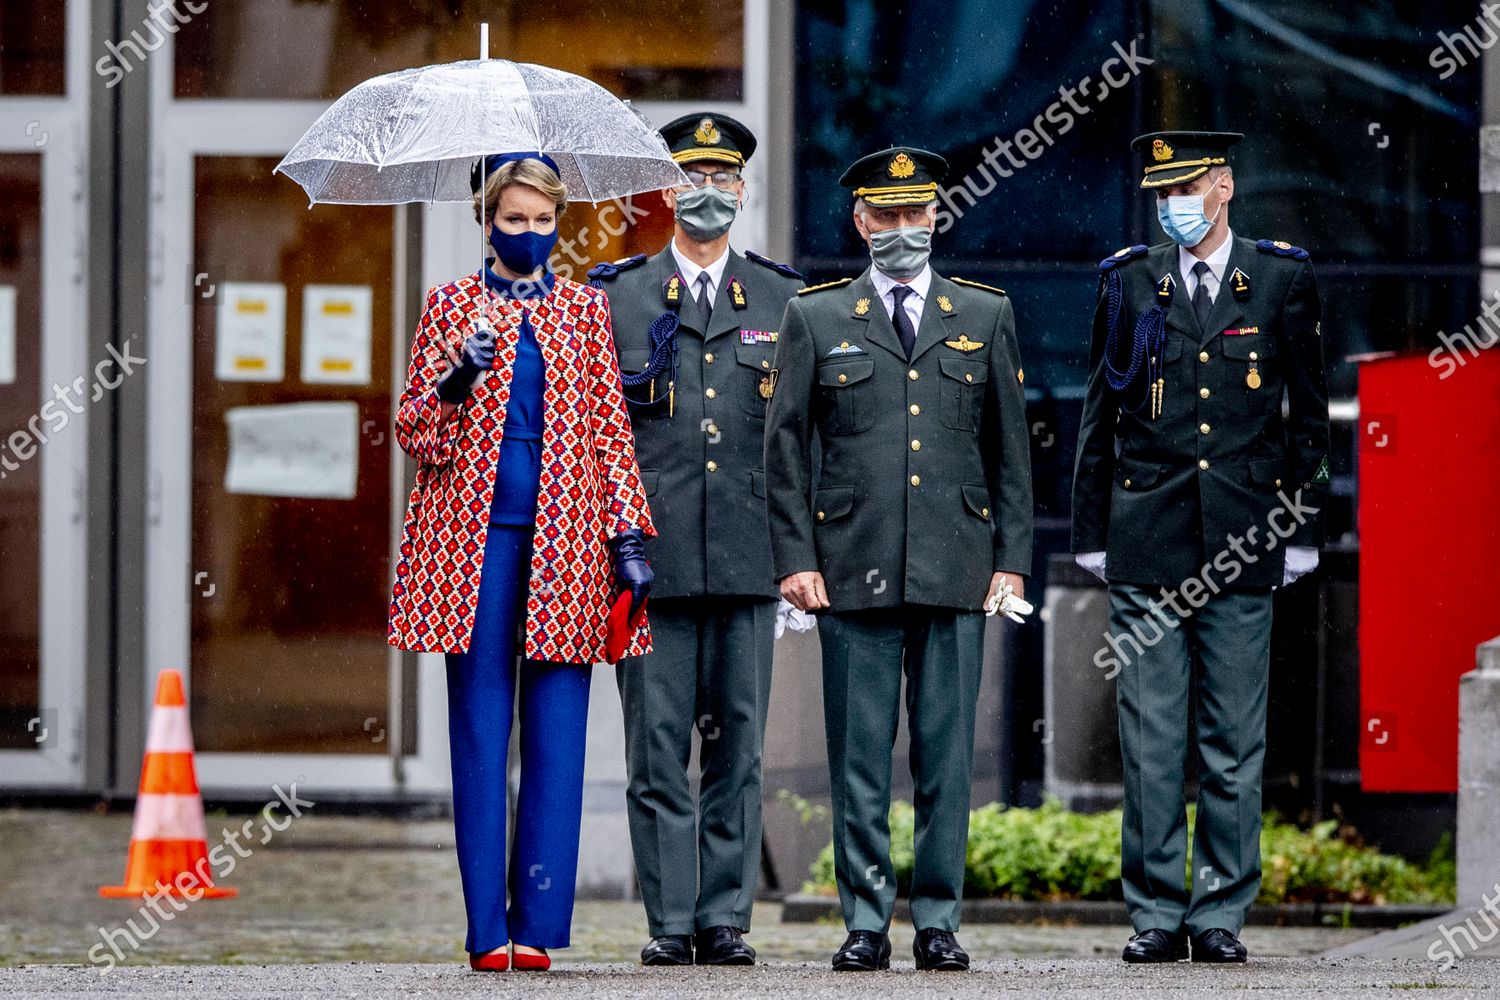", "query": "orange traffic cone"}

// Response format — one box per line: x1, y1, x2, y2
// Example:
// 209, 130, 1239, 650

100, 670, 236, 899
